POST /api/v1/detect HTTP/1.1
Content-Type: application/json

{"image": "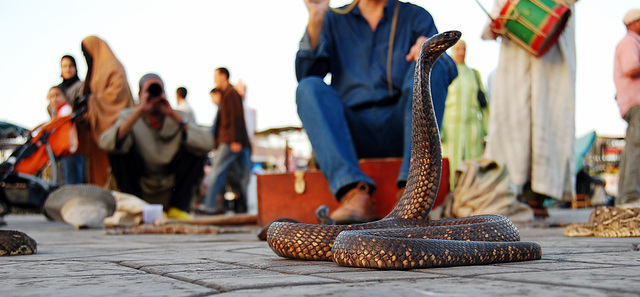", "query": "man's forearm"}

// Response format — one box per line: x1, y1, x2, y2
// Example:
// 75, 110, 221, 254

117, 107, 144, 140
305, 0, 328, 50
307, 17, 324, 50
